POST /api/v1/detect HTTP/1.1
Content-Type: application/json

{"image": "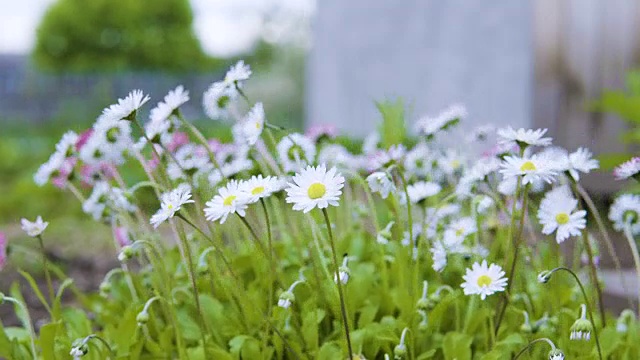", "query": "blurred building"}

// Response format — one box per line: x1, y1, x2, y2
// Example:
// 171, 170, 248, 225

307, 0, 640, 192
